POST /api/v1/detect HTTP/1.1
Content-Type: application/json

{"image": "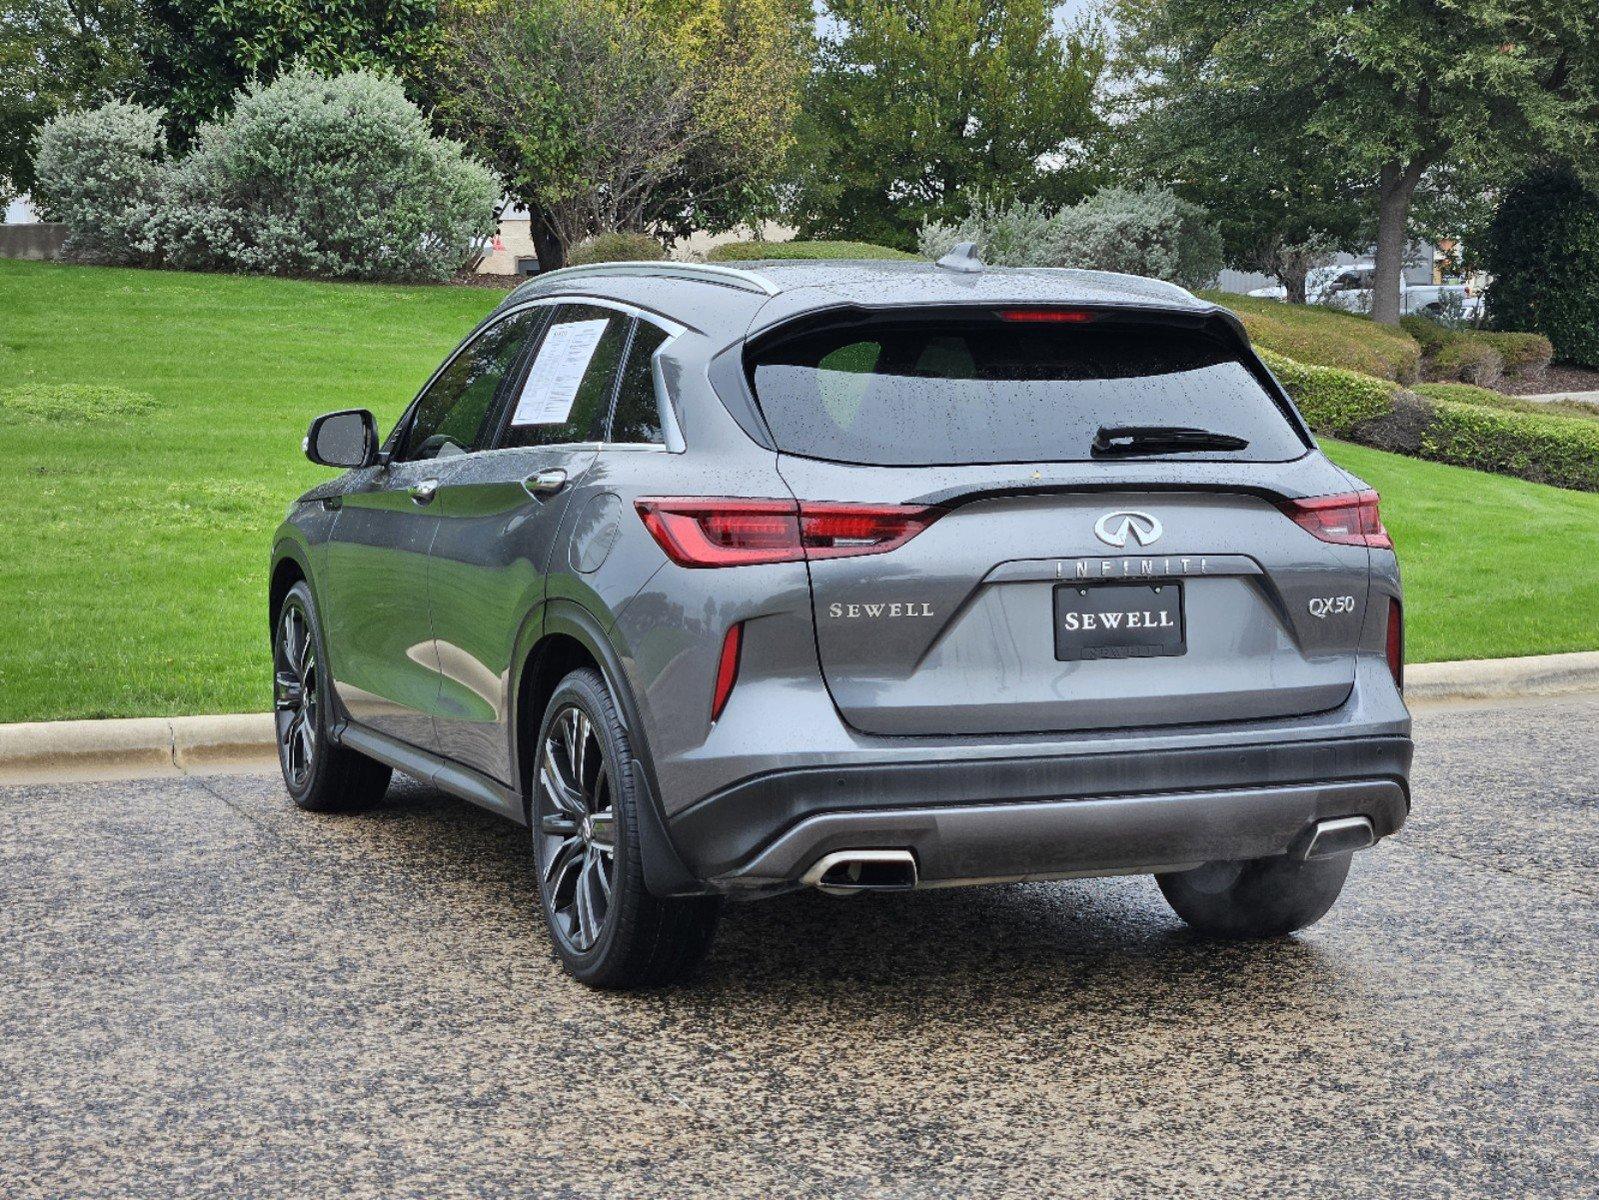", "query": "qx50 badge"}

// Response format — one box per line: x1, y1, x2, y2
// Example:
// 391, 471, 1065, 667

1094, 510, 1163, 549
